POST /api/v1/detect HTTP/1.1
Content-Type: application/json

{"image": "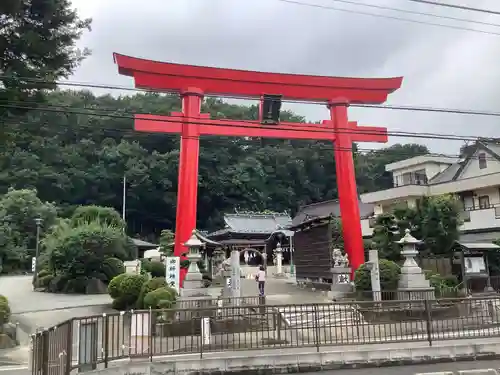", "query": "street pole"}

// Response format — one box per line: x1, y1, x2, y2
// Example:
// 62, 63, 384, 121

32, 218, 43, 288
122, 174, 126, 227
